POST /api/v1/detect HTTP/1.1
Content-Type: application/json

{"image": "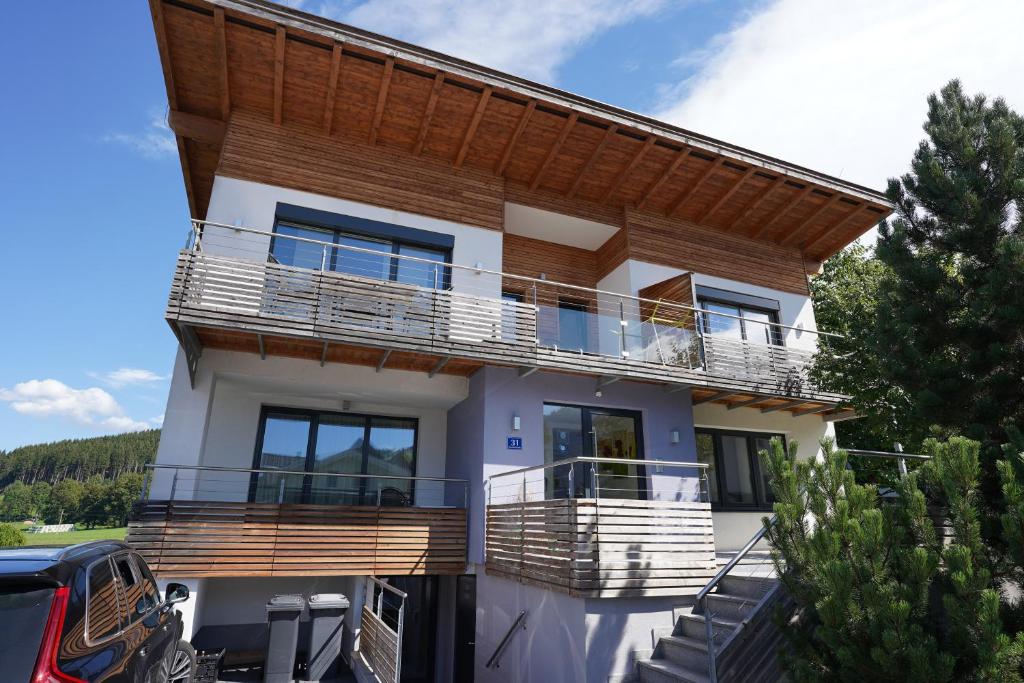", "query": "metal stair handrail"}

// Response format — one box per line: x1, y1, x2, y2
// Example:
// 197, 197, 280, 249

485, 610, 527, 670
696, 515, 777, 683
